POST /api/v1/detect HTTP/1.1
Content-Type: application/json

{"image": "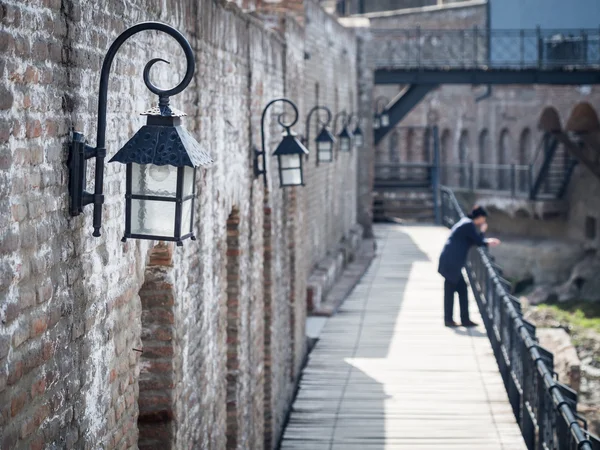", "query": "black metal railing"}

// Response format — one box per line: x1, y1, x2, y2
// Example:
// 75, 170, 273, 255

372, 28, 600, 70
374, 162, 433, 188
440, 186, 600, 450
